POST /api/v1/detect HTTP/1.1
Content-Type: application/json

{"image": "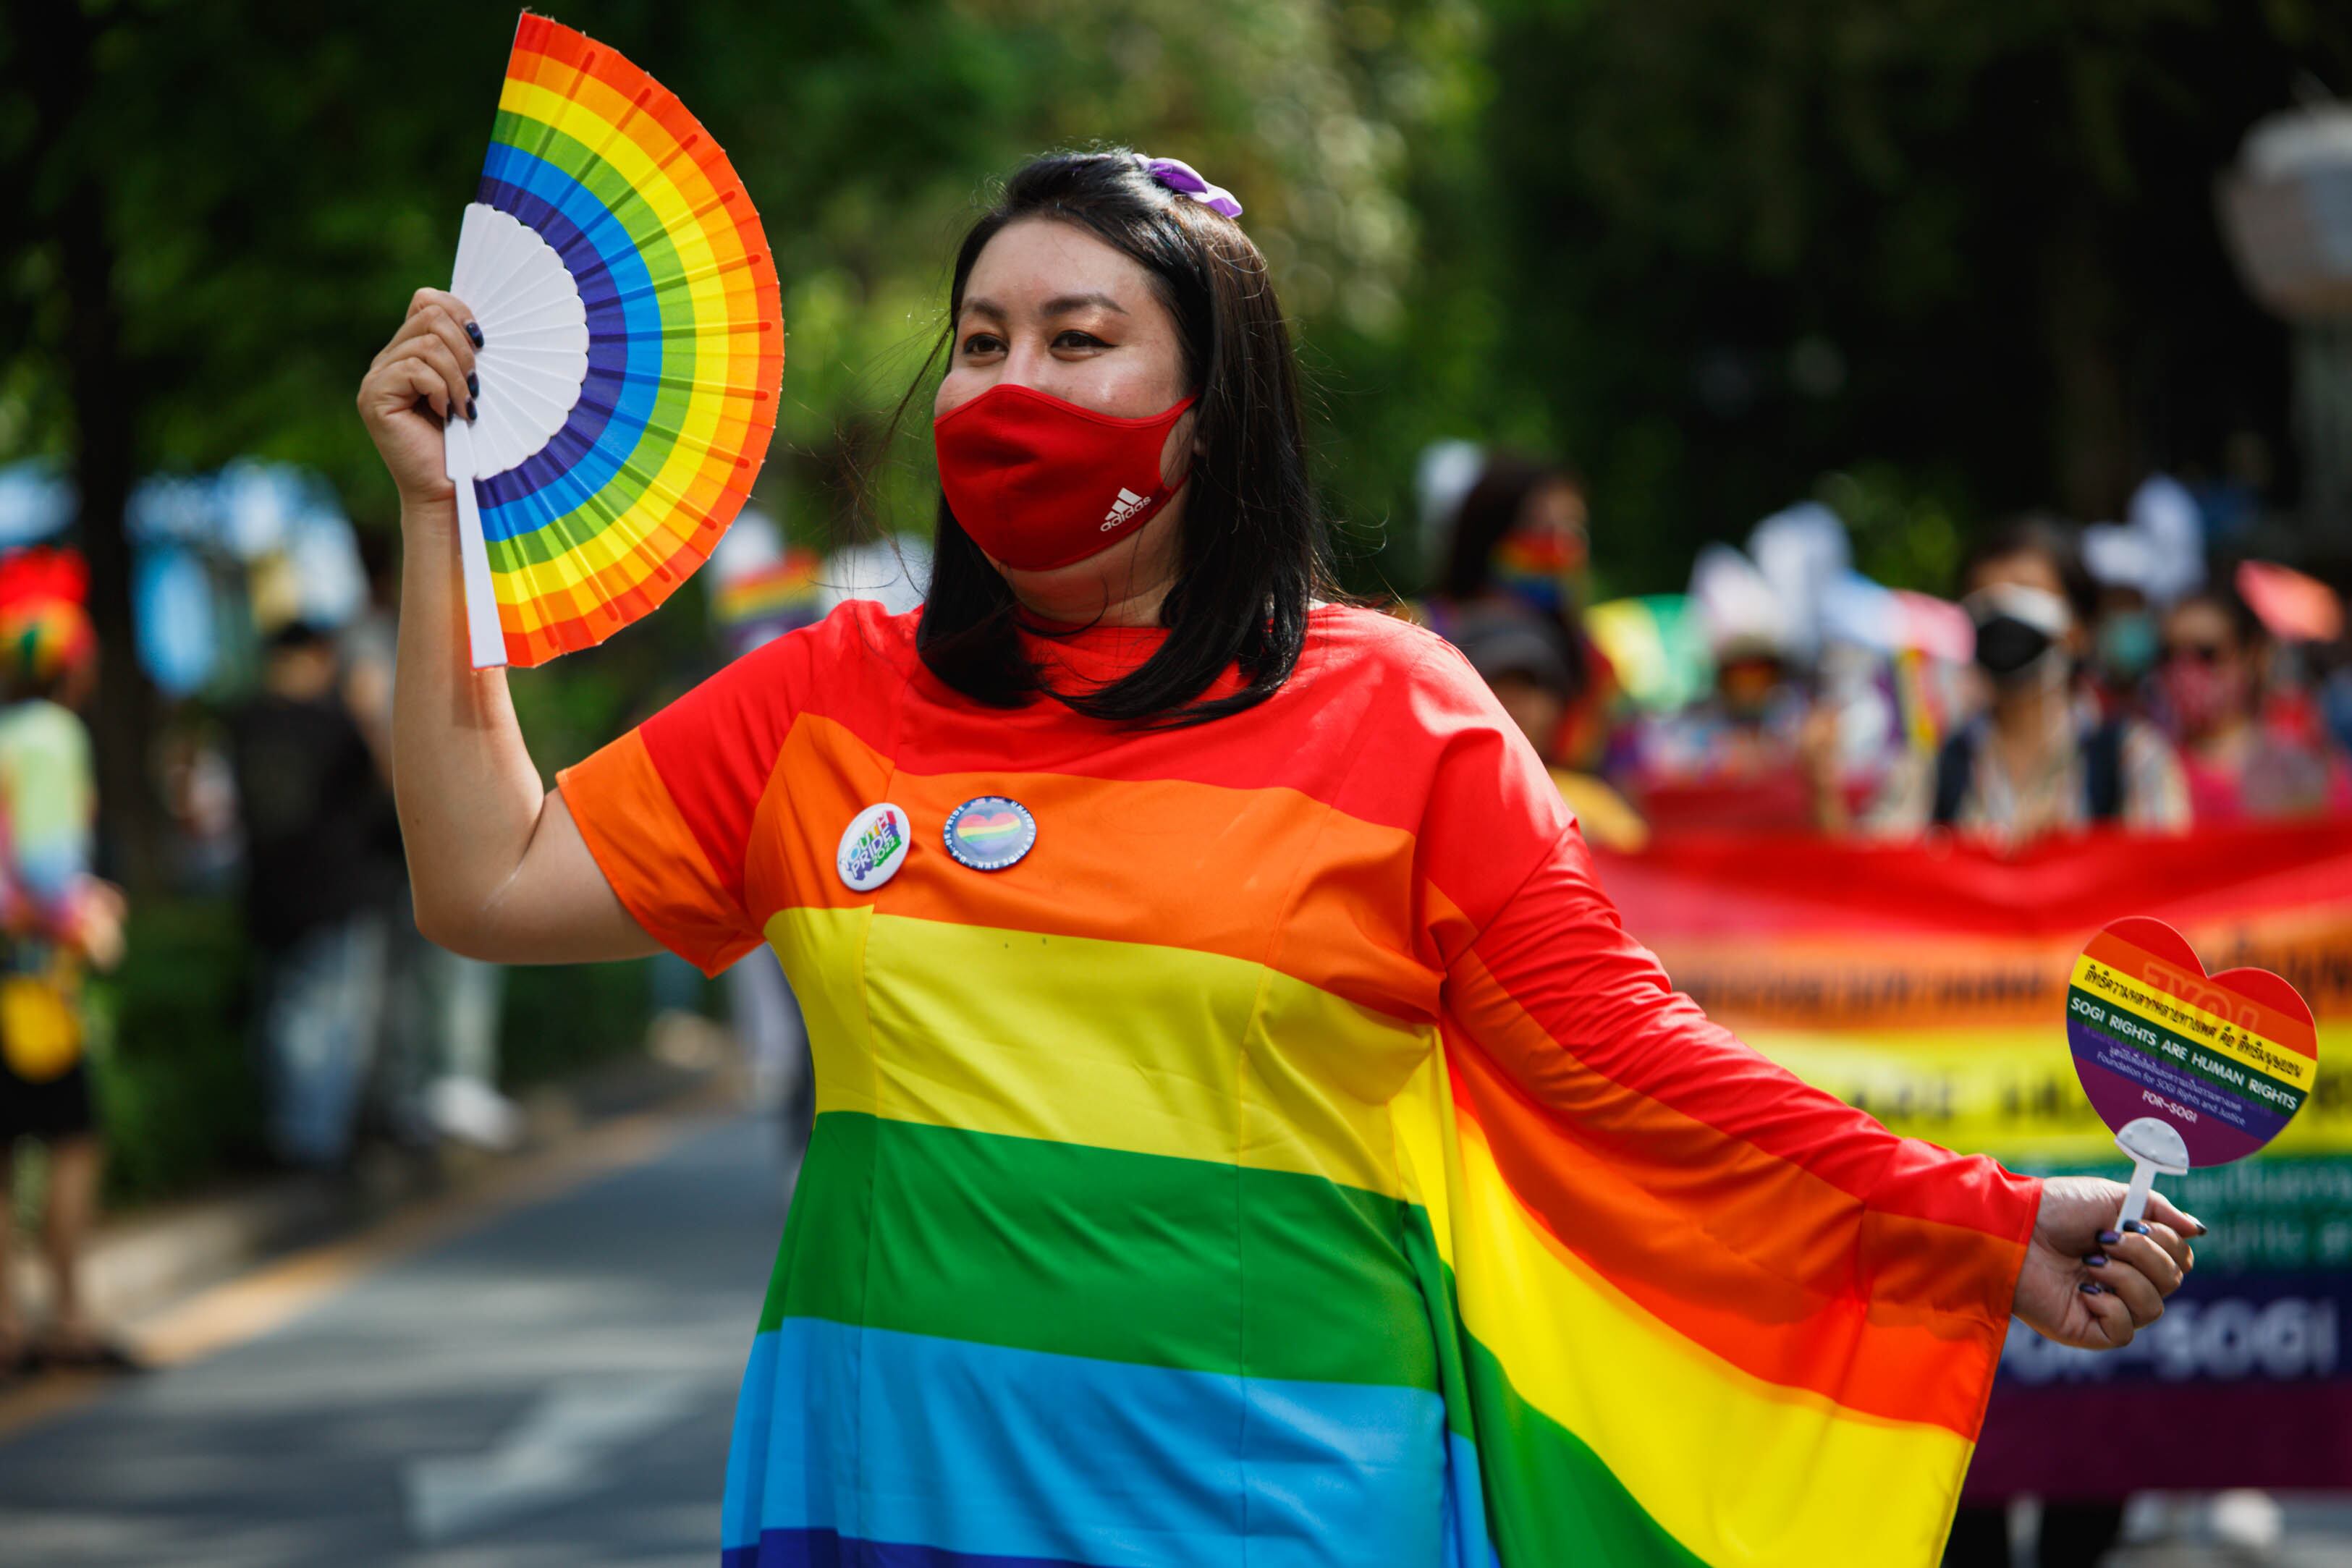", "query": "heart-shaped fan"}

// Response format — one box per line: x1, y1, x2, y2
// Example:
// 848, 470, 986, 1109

442, 12, 784, 668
